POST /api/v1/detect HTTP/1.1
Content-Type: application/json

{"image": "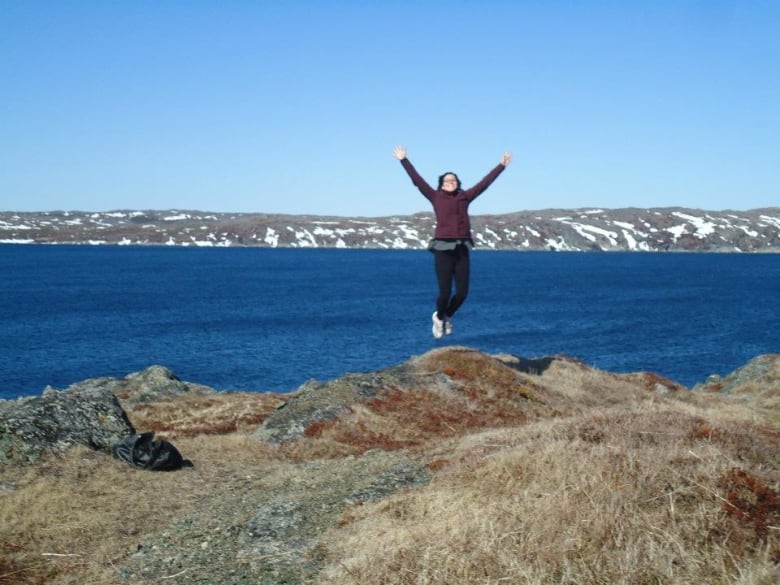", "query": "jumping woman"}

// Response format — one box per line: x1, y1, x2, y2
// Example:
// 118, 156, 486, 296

393, 146, 512, 338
